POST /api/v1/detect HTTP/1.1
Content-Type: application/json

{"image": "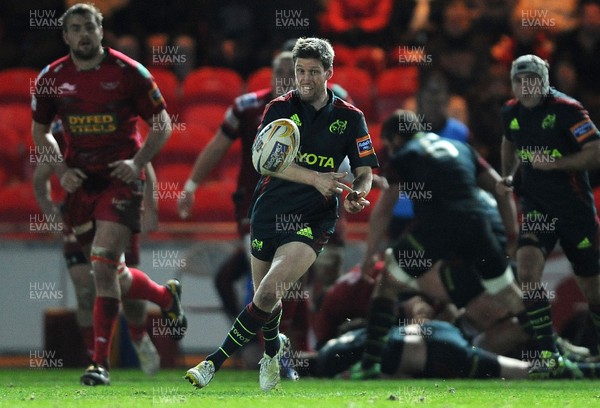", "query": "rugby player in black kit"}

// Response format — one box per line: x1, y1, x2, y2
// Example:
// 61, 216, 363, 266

499, 54, 600, 377
185, 37, 378, 391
